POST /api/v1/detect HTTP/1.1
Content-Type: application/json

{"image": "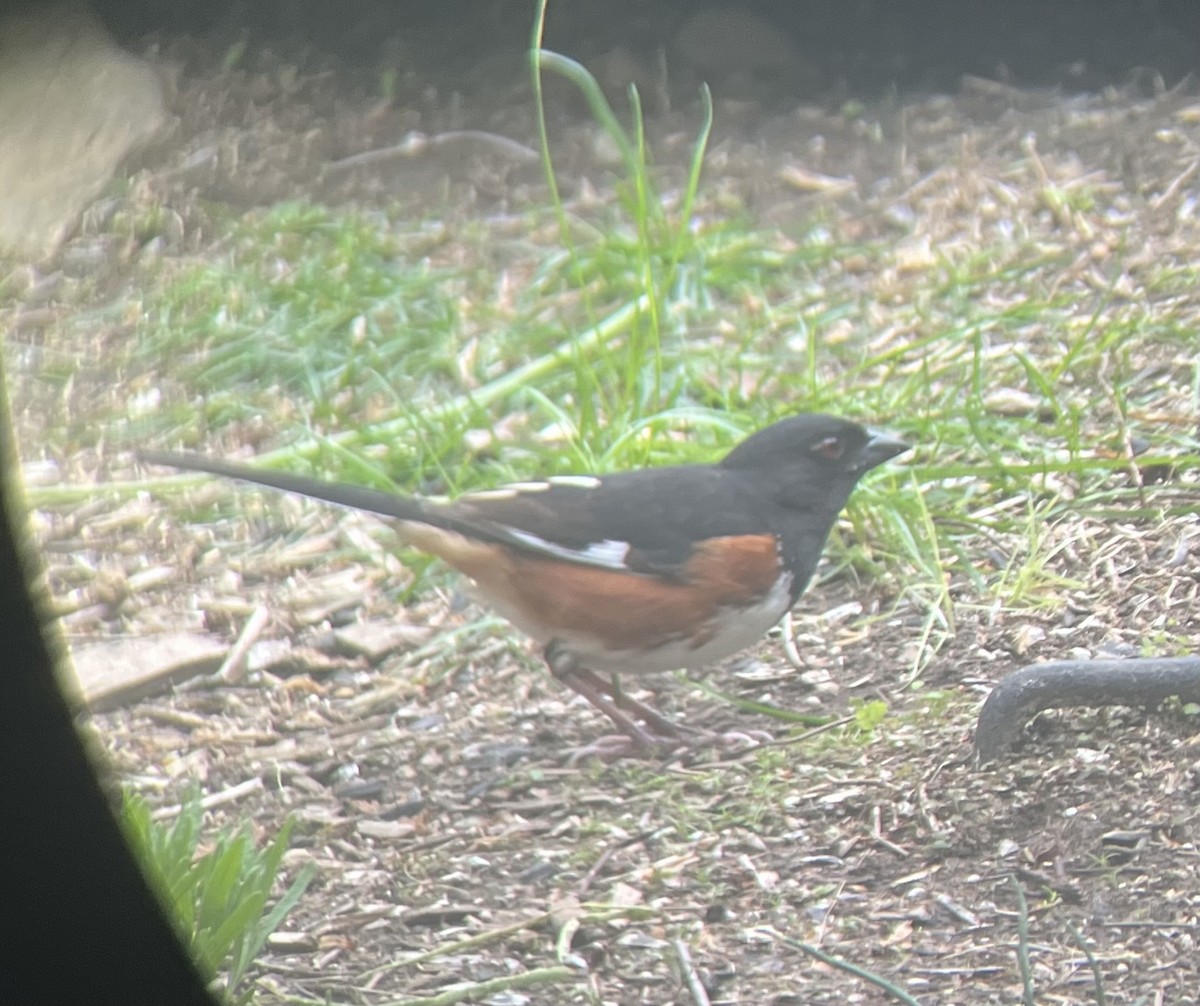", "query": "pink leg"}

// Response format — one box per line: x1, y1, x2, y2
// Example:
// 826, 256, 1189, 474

542, 643, 769, 761
543, 644, 680, 747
